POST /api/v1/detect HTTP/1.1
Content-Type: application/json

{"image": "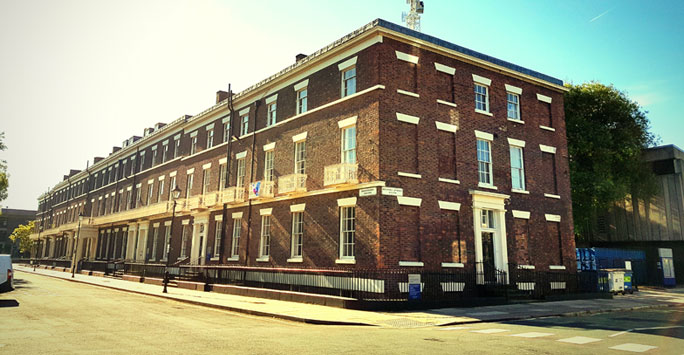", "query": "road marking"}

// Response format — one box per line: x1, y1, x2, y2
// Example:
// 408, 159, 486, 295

466, 311, 508, 316
439, 326, 471, 331
530, 308, 551, 312
511, 332, 554, 338
471, 329, 510, 334
610, 325, 684, 337
609, 343, 657, 353
557, 336, 602, 344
